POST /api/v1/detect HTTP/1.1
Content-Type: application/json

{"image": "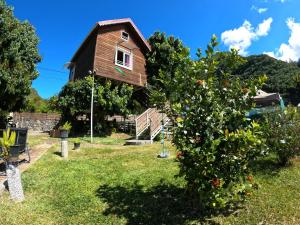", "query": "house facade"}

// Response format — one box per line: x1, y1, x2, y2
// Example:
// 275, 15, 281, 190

68, 18, 150, 87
